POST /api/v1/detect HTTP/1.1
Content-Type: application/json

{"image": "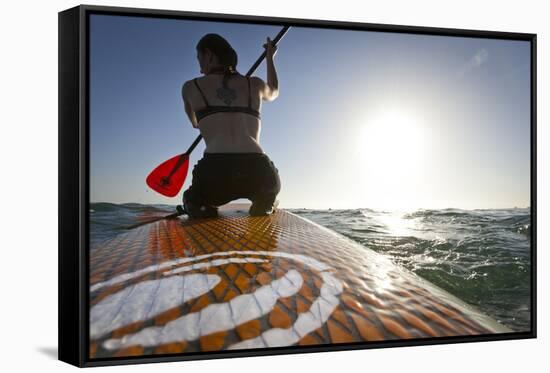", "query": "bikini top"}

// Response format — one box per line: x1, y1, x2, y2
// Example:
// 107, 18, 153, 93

193, 77, 261, 122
